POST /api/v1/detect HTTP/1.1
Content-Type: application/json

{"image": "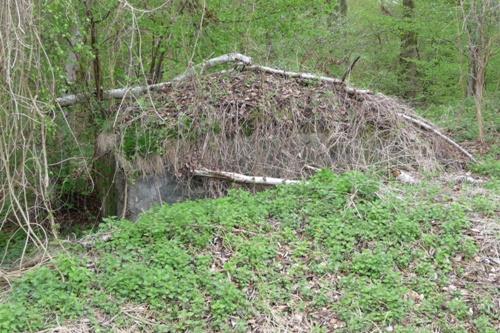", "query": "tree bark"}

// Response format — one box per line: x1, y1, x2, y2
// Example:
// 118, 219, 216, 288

65, 27, 81, 86
474, 58, 486, 142
92, 152, 119, 218
338, 0, 348, 17
466, 46, 479, 97
193, 168, 300, 185
148, 35, 165, 84
85, 0, 103, 103
152, 50, 166, 84
399, 0, 418, 99
460, 0, 496, 143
